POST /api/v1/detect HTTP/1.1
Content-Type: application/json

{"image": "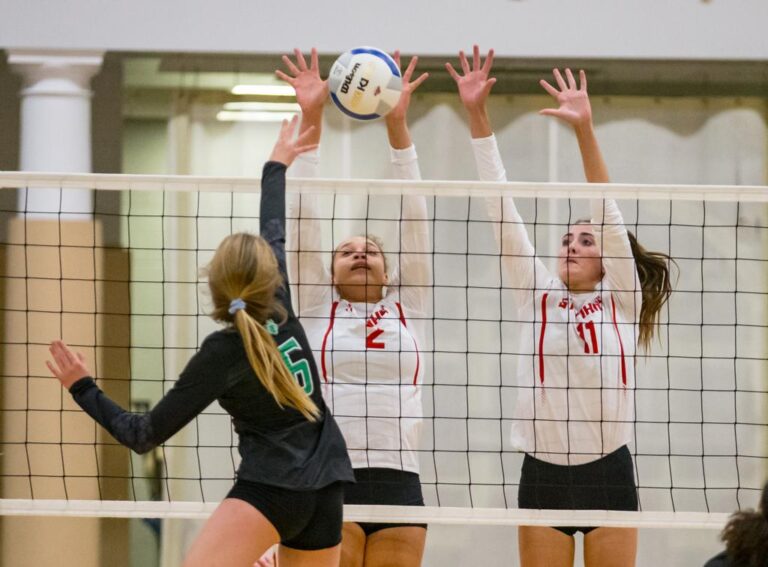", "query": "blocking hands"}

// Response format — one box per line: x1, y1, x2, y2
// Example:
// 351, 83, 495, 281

269, 115, 318, 167
47, 340, 91, 390
539, 68, 594, 131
